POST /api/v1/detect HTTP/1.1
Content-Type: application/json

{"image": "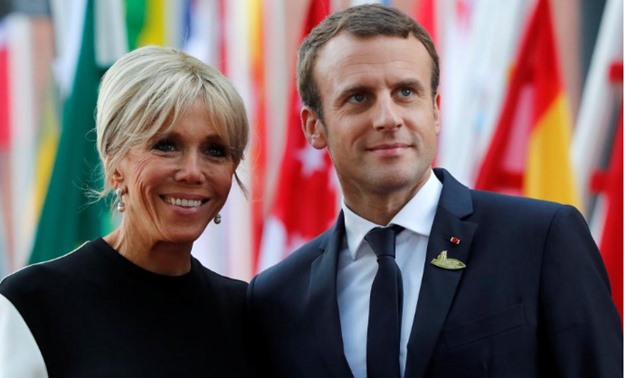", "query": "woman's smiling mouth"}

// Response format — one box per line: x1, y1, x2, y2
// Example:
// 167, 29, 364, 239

161, 196, 207, 208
